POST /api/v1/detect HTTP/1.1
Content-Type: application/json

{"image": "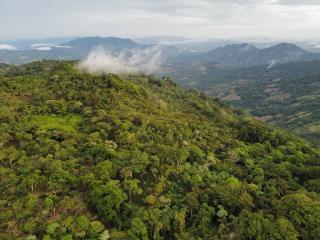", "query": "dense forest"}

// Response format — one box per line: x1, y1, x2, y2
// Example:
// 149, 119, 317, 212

1, 61, 320, 240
